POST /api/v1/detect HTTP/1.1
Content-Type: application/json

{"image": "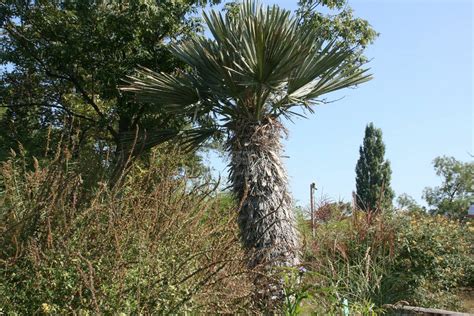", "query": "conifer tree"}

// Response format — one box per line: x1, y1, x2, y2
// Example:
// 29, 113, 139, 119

355, 123, 394, 212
